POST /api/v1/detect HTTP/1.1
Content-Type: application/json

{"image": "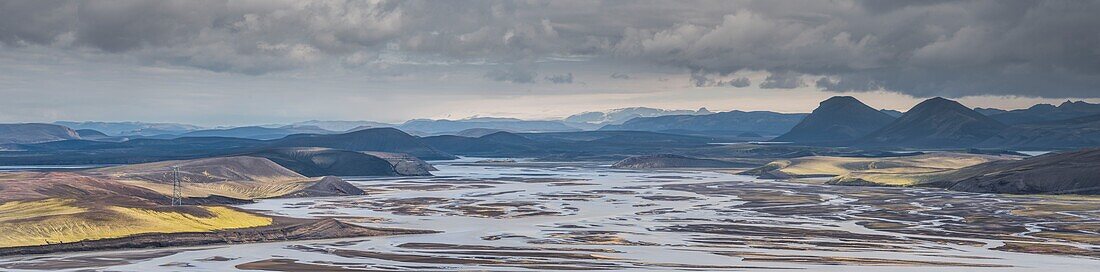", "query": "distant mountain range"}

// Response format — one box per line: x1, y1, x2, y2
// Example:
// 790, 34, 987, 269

977, 114, 1100, 149
397, 117, 581, 135
980, 101, 1100, 125
0, 123, 80, 145
40, 107, 775, 140
74, 129, 110, 140
175, 125, 337, 140
773, 96, 895, 144
564, 107, 711, 125
770, 96, 1100, 150
600, 110, 807, 136
973, 108, 1008, 116
54, 121, 202, 136
269, 128, 456, 160
273, 108, 719, 135
0, 99, 1096, 152
0, 127, 457, 165
288, 120, 393, 132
